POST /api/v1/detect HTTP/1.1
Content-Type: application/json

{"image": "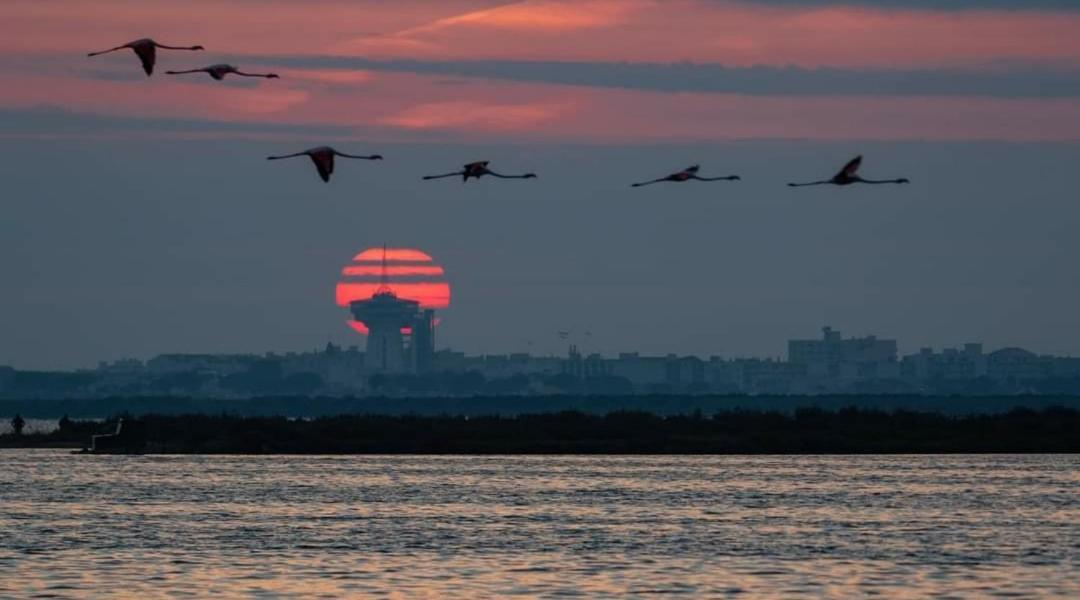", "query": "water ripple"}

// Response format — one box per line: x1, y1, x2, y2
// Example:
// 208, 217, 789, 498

0, 452, 1076, 598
